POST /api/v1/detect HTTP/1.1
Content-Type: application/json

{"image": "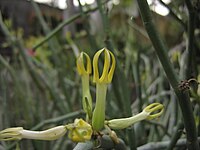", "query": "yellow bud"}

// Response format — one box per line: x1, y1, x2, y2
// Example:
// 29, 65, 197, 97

0, 127, 23, 141
76, 52, 91, 75
67, 119, 92, 142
